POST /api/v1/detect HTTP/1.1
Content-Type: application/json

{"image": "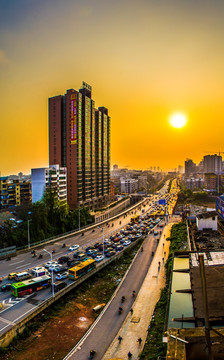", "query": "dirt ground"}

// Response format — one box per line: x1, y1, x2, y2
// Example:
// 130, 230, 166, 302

3, 300, 96, 360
